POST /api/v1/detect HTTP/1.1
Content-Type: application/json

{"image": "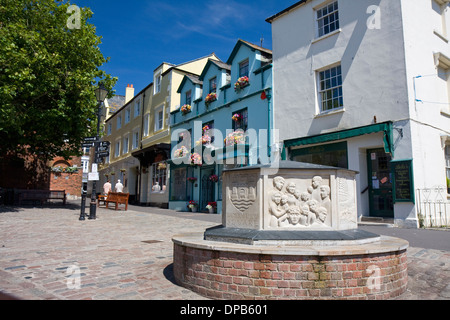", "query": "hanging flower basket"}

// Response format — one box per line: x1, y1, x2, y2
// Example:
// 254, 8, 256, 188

232, 113, 242, 122
187, 177, 197, 183
196, 134, 211, 146
234, 76, 249, 92
174, 146, 189, 158
224, 129, 245, 147
181, 104, 192, 115
205, 92, 217, 106
190, 153, 202, 166
157, 162, 167, 170
209, 174, 219, 183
